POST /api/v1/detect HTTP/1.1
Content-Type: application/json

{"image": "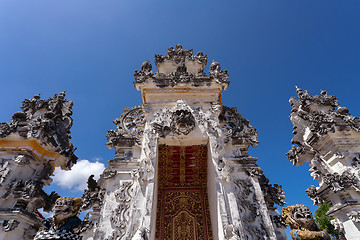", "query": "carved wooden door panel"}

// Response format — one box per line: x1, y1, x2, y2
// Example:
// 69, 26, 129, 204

155, 145, 213, 240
